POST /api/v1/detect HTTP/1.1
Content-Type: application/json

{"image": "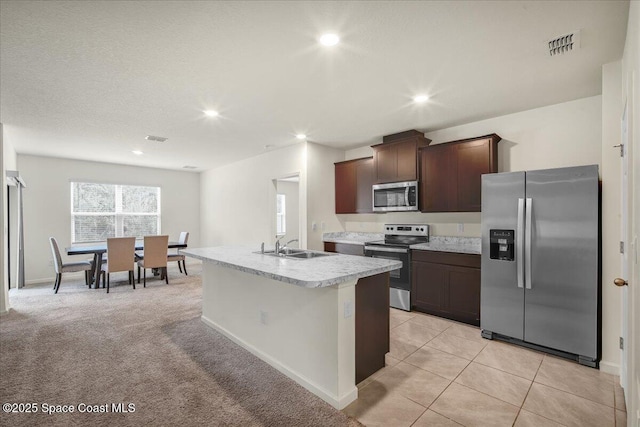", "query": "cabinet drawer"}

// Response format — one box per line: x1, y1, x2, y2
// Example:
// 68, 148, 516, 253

412, 250, 480, 268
